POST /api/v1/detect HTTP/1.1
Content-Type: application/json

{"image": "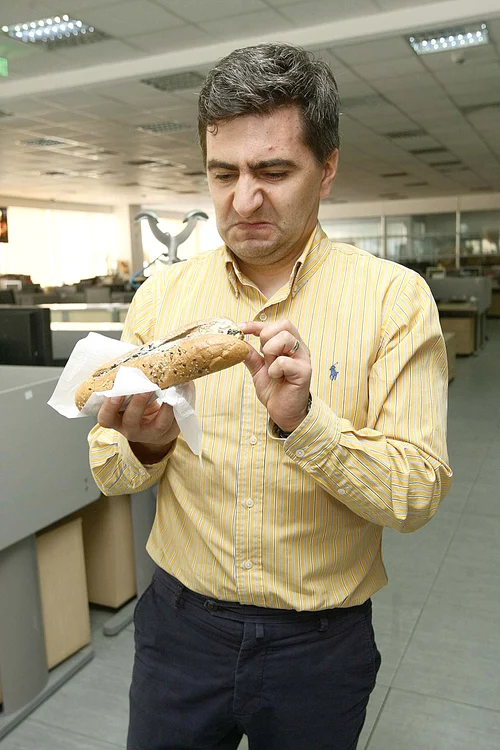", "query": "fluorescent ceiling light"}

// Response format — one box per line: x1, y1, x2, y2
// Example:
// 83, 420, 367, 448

1, 15, 110, 49
408, 23, 489, 55
137, 122, 195, 134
